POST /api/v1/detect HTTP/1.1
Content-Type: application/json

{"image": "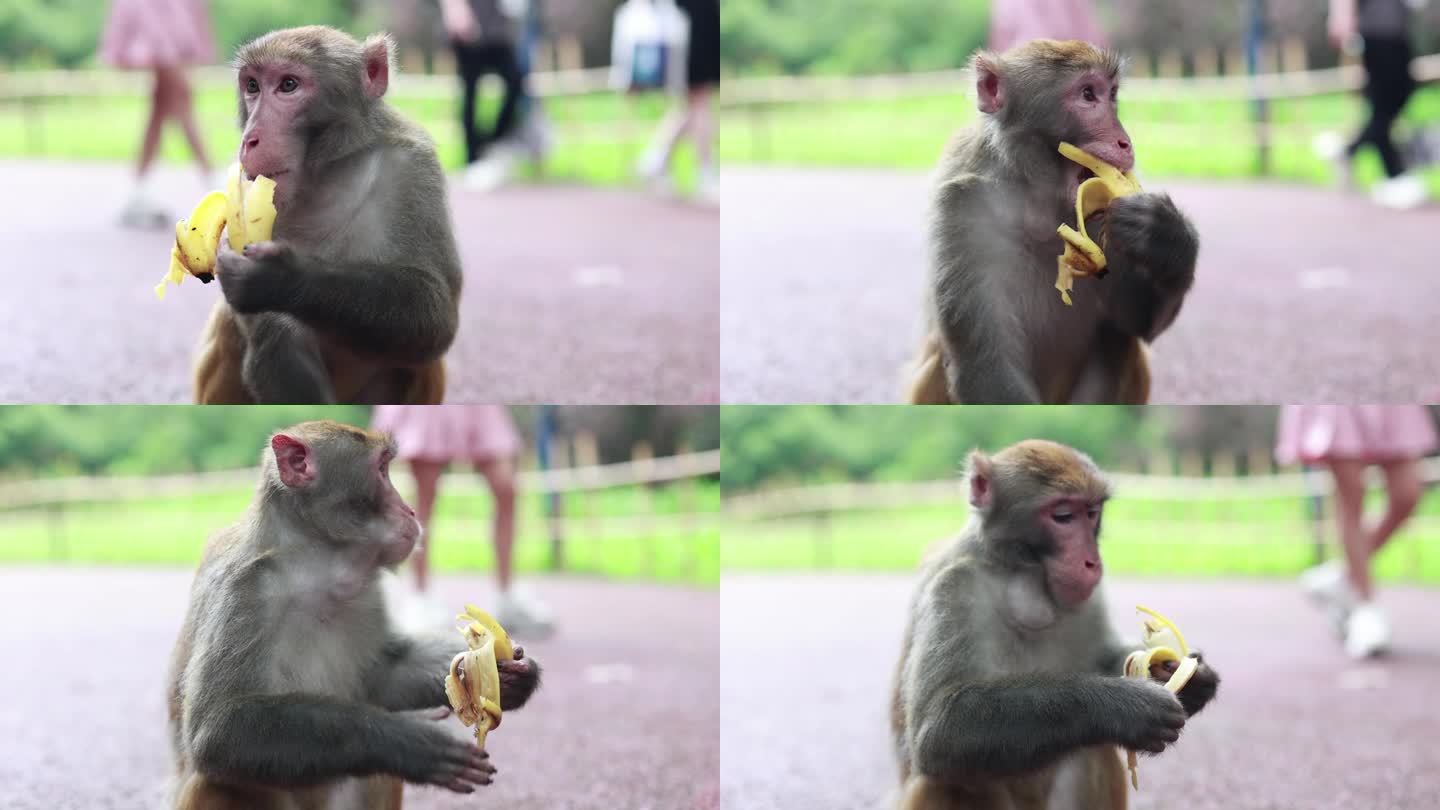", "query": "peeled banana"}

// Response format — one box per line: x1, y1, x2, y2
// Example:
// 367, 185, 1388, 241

154, 163, 278, 300
1120, 605, 1198, 790
444, 605, 515, 748
1054, 142, 1142, 306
